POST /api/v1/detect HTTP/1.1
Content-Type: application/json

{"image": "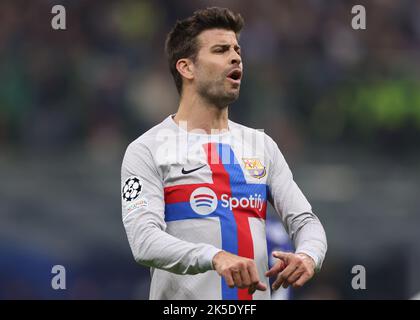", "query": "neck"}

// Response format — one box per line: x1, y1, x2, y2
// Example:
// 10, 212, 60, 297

173, 90, 229, 134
